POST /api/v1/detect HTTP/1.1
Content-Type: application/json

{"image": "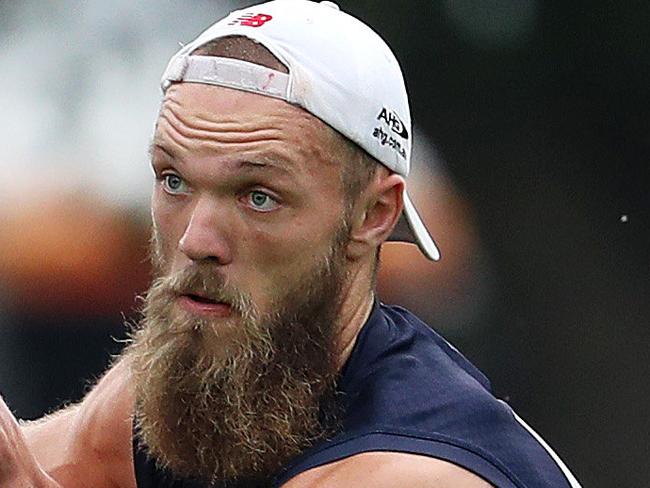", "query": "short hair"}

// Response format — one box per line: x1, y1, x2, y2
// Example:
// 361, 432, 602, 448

192, 36, 379, 209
